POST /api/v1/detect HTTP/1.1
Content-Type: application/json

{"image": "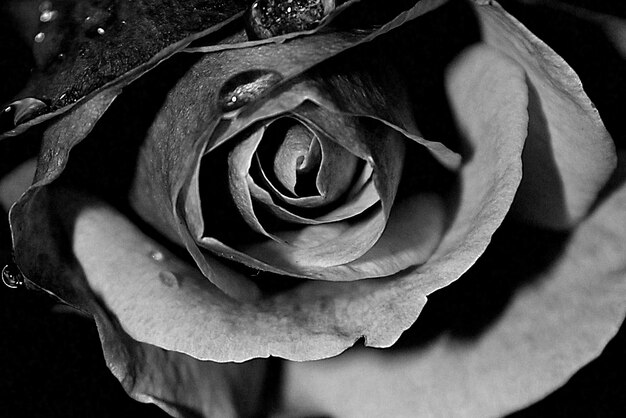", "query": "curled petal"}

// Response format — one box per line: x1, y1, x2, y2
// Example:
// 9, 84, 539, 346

471, 0, 617, 228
